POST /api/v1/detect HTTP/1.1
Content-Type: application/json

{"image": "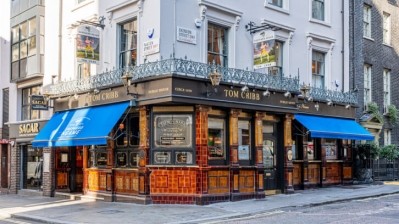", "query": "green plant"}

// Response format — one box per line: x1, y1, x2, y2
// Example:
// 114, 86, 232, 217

380, 144, 399, 162
387, 105, 399, 125
356, 143, 380, 160
366, 102, 384, 124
